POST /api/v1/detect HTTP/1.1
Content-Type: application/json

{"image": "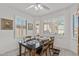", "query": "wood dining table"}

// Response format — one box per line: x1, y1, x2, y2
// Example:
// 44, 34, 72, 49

18, 38, 43, 56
